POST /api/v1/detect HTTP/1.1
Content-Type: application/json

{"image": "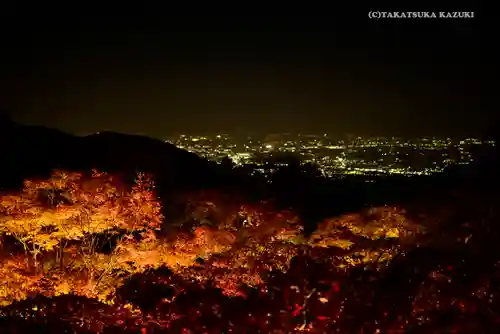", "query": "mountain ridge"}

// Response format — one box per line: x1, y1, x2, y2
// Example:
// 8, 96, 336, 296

0, 118, 221, 192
